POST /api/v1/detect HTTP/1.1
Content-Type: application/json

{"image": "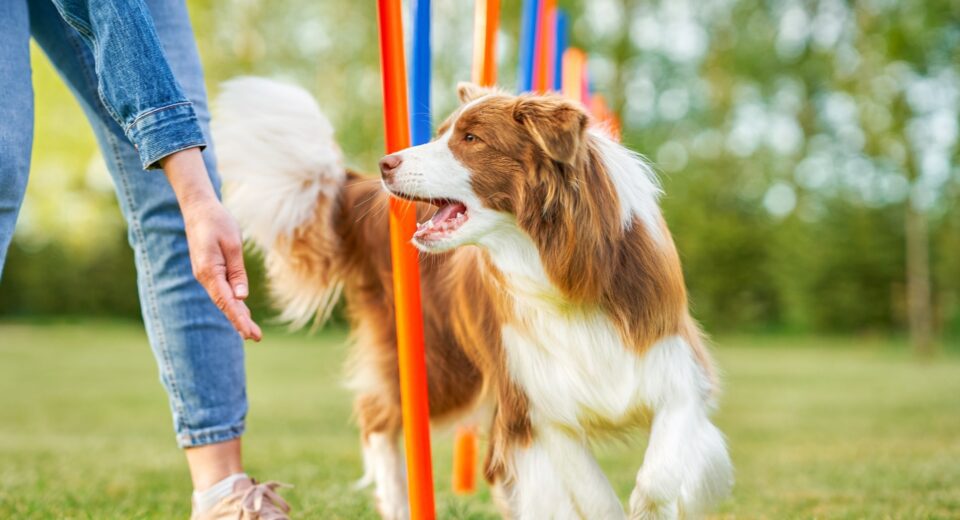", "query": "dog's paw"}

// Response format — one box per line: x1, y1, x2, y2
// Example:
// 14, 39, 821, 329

352, 472, 374, 491
375, 496, 409, 520
628, 489, 680, 520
